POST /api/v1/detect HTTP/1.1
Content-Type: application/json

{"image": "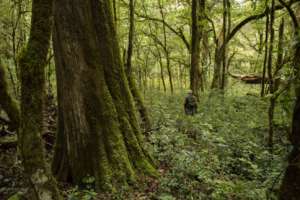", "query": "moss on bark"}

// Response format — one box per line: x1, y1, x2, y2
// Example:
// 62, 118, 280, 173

125, 0, 152, 131
52, 0, 157, 191
18, 0, 61, 199
0, 61, 20, 131
279, 37, 300, 200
